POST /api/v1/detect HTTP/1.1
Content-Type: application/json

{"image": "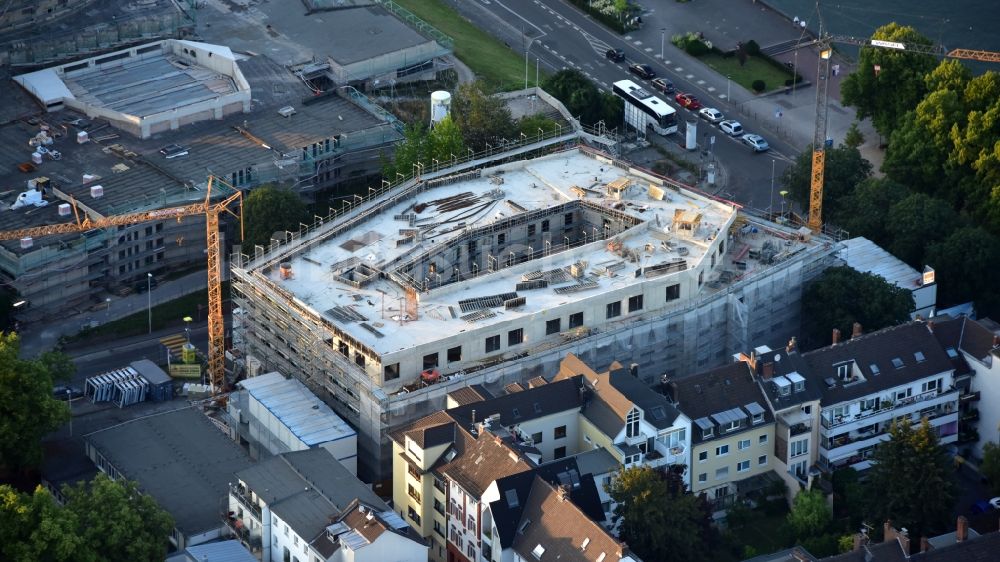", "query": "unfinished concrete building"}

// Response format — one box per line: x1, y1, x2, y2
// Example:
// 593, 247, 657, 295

232, 141, 843, 481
